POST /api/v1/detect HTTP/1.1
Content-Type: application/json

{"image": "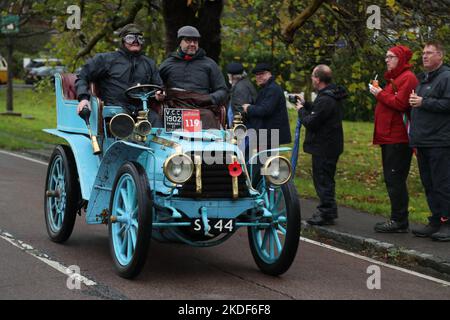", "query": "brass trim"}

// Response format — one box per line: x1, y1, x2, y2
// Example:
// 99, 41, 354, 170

194, 155, 202, 194
262, 155, 292, 186
152, 136, 182, 152
91, 135, 101, 155
163, 153, 194, 184
235, 149, 258, 193
231, 155, 239, 199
